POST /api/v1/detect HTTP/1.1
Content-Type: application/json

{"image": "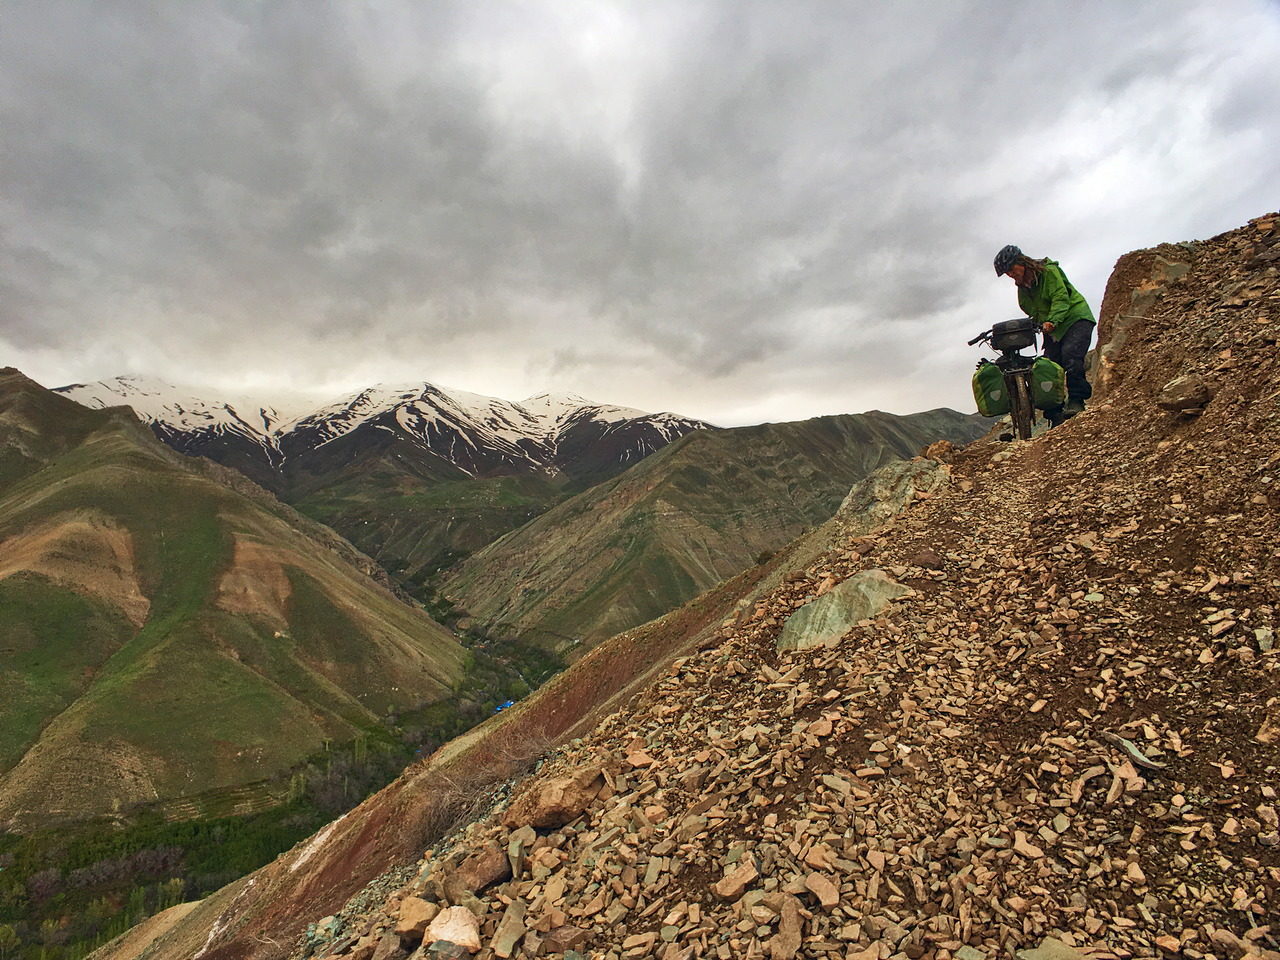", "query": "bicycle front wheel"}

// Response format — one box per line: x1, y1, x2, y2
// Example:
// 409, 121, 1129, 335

1009, 372, 1034, 440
